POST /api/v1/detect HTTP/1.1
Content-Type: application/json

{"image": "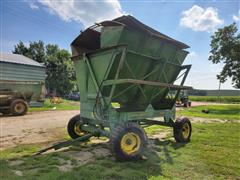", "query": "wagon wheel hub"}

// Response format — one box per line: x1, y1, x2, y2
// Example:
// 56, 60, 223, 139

14, 103, 25, 114
120, 132, 140, 155
74, 121, 85, 136
182, 123, 190, 139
